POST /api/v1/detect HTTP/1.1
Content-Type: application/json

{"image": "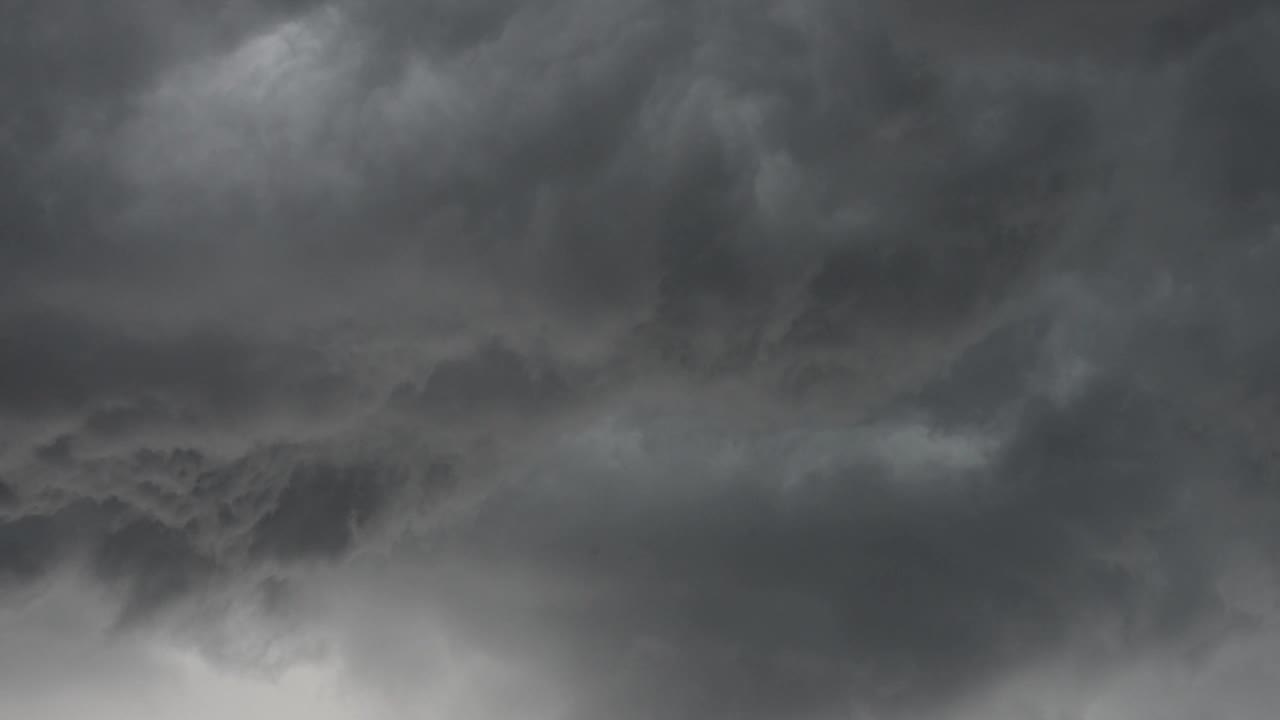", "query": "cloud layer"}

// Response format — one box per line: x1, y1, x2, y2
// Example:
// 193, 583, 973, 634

6, 1, 1280, 718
